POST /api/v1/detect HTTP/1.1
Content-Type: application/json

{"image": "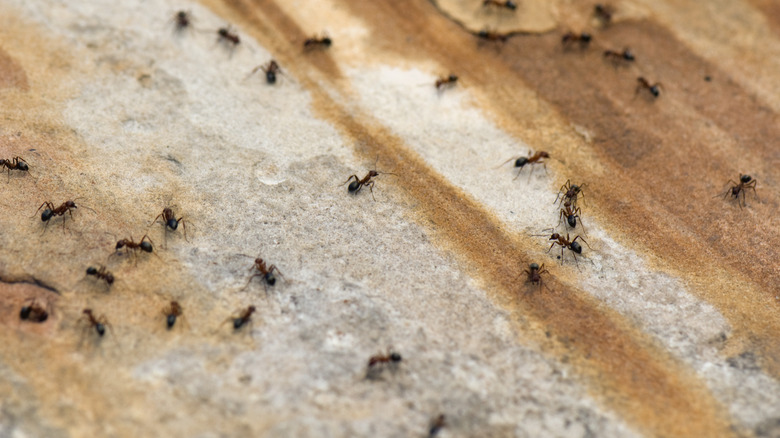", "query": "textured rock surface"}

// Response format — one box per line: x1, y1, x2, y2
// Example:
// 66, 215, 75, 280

0, 0, 779, 437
